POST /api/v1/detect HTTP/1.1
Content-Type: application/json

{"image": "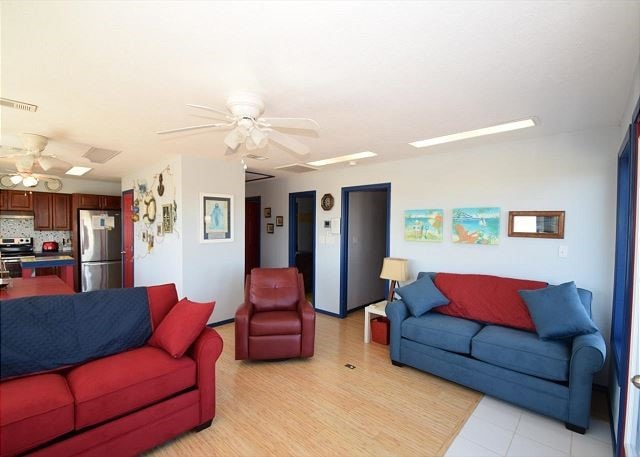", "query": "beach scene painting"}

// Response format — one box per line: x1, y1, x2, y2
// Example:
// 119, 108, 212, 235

452, 207, 500, 245
404, 209, 444, 242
